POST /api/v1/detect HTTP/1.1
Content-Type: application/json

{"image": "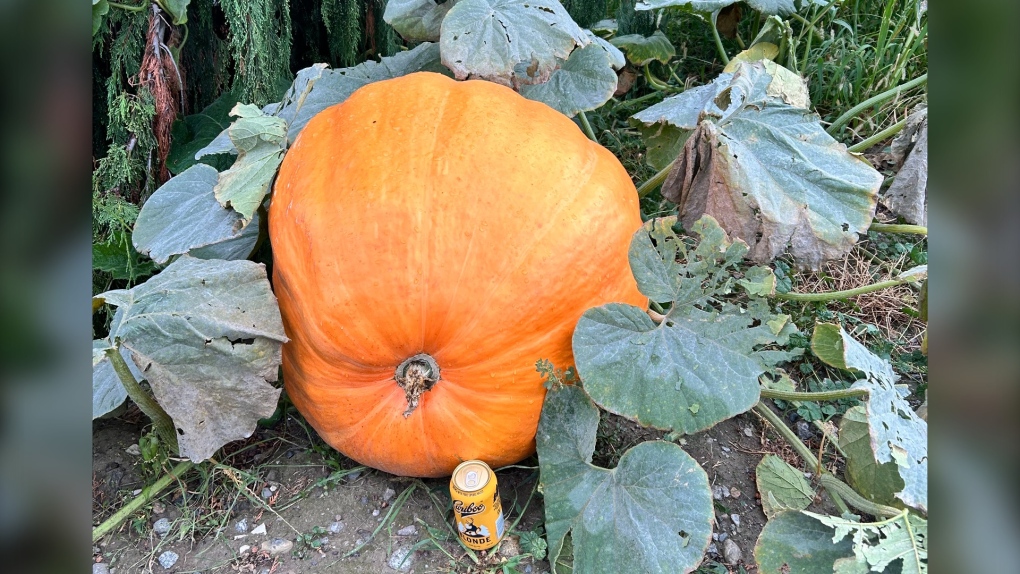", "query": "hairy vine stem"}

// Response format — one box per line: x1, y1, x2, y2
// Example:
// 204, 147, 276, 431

827, 73, 928, 135
773, 276, 919, 302
636, 159, 676, 198
578, 111, 597, 142
106, 346, 178, 452
92, 459, 194, 542
847, 116, 907, 153
760, 387, 869, 402
869, 222, 928, 235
